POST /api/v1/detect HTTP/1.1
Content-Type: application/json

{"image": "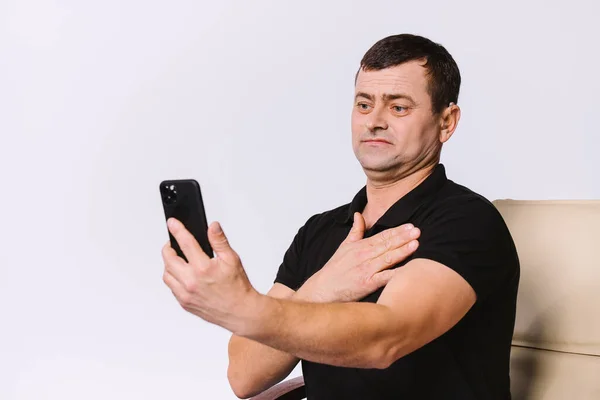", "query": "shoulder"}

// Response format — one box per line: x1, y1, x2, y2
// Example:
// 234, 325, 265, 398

415, 180, 516, 256
411, 181, 519, 300
421, 180, 507, 230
